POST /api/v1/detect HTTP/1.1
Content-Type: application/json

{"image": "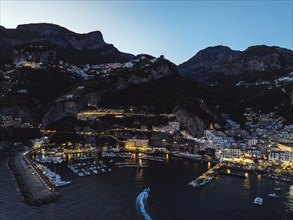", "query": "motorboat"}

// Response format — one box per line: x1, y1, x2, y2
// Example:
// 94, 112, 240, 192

254, 197, 263, 205
268, 193, 281, 198
55, 180, 71, 187
274, 188, 281, 191
144, 187, 150, 193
